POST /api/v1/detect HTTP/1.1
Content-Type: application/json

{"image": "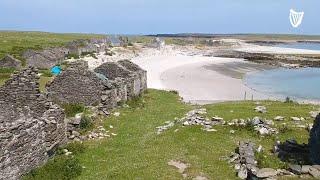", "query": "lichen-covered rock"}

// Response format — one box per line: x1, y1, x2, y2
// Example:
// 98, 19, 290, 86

0, 67, 66, 180
309, 115, 320, 164
0, 55, 21, 69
